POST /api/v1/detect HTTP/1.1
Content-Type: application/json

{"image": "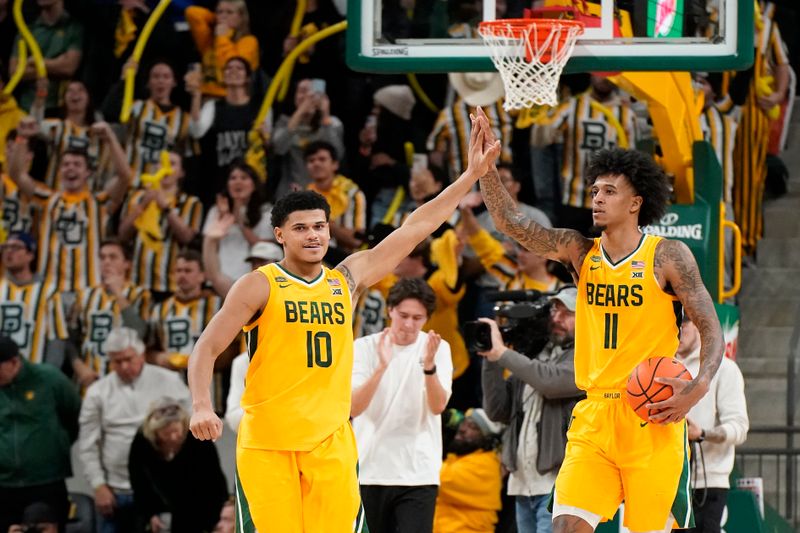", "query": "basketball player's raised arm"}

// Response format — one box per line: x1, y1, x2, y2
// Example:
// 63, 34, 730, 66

648, 239, 724, 424
474, 108, 591, 268
336, 114, 500, 294
187, 272, 269, 441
